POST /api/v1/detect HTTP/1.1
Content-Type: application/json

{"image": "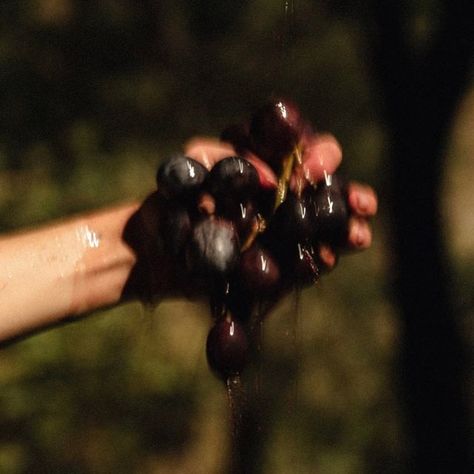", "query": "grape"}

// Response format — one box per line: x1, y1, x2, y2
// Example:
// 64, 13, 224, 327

249, 98, 303, 168
238, 242, 281, 295
310, 174, 349, 247
215, 198, 257, 242
186, 217, 240, 280
268, 191, 315, 245
157, 154, 208, 200
206, 313, 249, 380
206, 156, 260, 200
